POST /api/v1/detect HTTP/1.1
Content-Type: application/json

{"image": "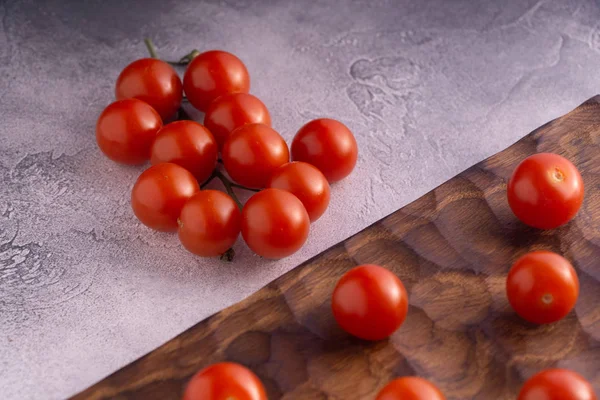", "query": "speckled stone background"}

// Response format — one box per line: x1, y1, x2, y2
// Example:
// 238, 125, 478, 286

2, 0, 600, 399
